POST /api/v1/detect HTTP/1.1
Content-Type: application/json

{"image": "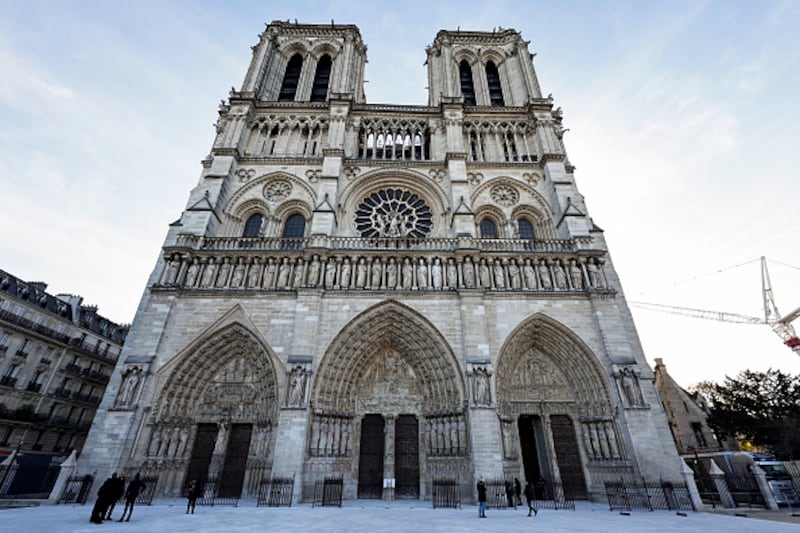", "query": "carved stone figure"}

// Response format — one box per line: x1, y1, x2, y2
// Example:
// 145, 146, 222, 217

163, 257, 179, 285
202, 257, 218, 287
116, 367, 142, 407
386, 257, 398, 288
217, 257, 232, 288
292, 257, 305, 287
473, 368, 490, 405
478, 259, 490, 288
340, 257, 352, 288
431, 258, 443, 289
507, 259, 520, 289
231, 258, 246, 287
371, 259, 382, 288
401, 258, 413, 289
263, 257, 276, 289
288, 366, 307, 407
446, 258, 458, 289
277, 258, 290, 288
620, 367, 644, 407
569, 260, 583, 289
356, 257, 367, 288
462, 257, 476, 288
306, 255, 320, 287
587, 259, 603, 288
184, 259, 200, 287
416, 258, 428, 289
325, 258, 337, 288
493, 259, 505, 289
538, 260, 552, 289
552, 261, 567, 289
